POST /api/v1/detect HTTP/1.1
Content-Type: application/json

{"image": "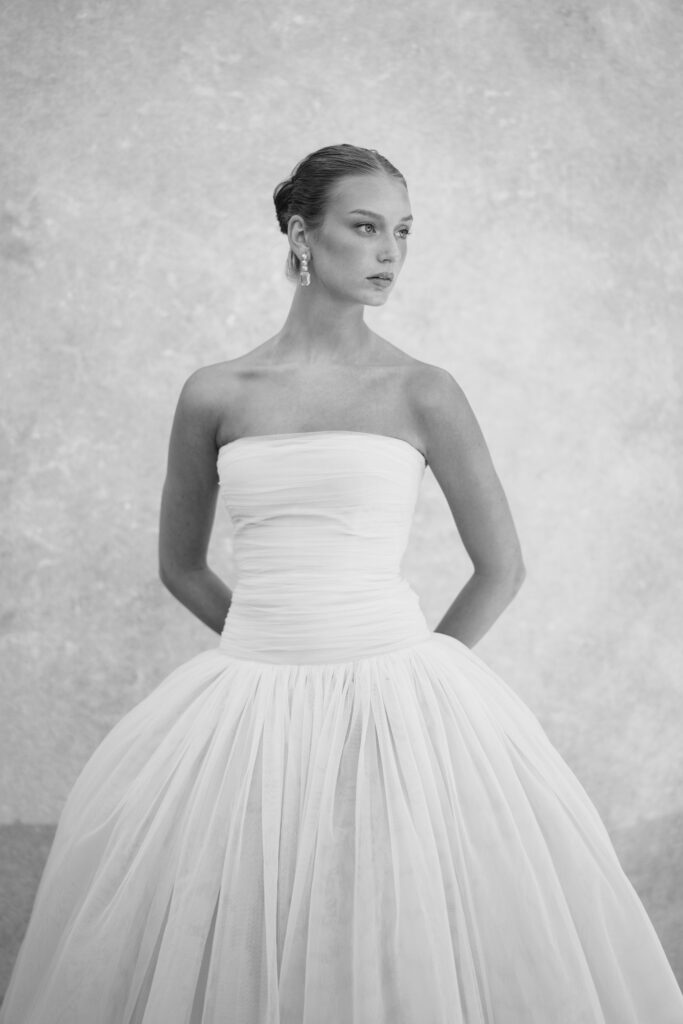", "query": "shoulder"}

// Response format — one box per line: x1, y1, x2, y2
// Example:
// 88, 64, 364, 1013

176, 359, 242, 412
367, 344, 470, 426
405, 362, 488, 460
179, 340, 283, 400
406, 361, 468, 419
170, 360, 247, 449
369, 337, 458, 395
